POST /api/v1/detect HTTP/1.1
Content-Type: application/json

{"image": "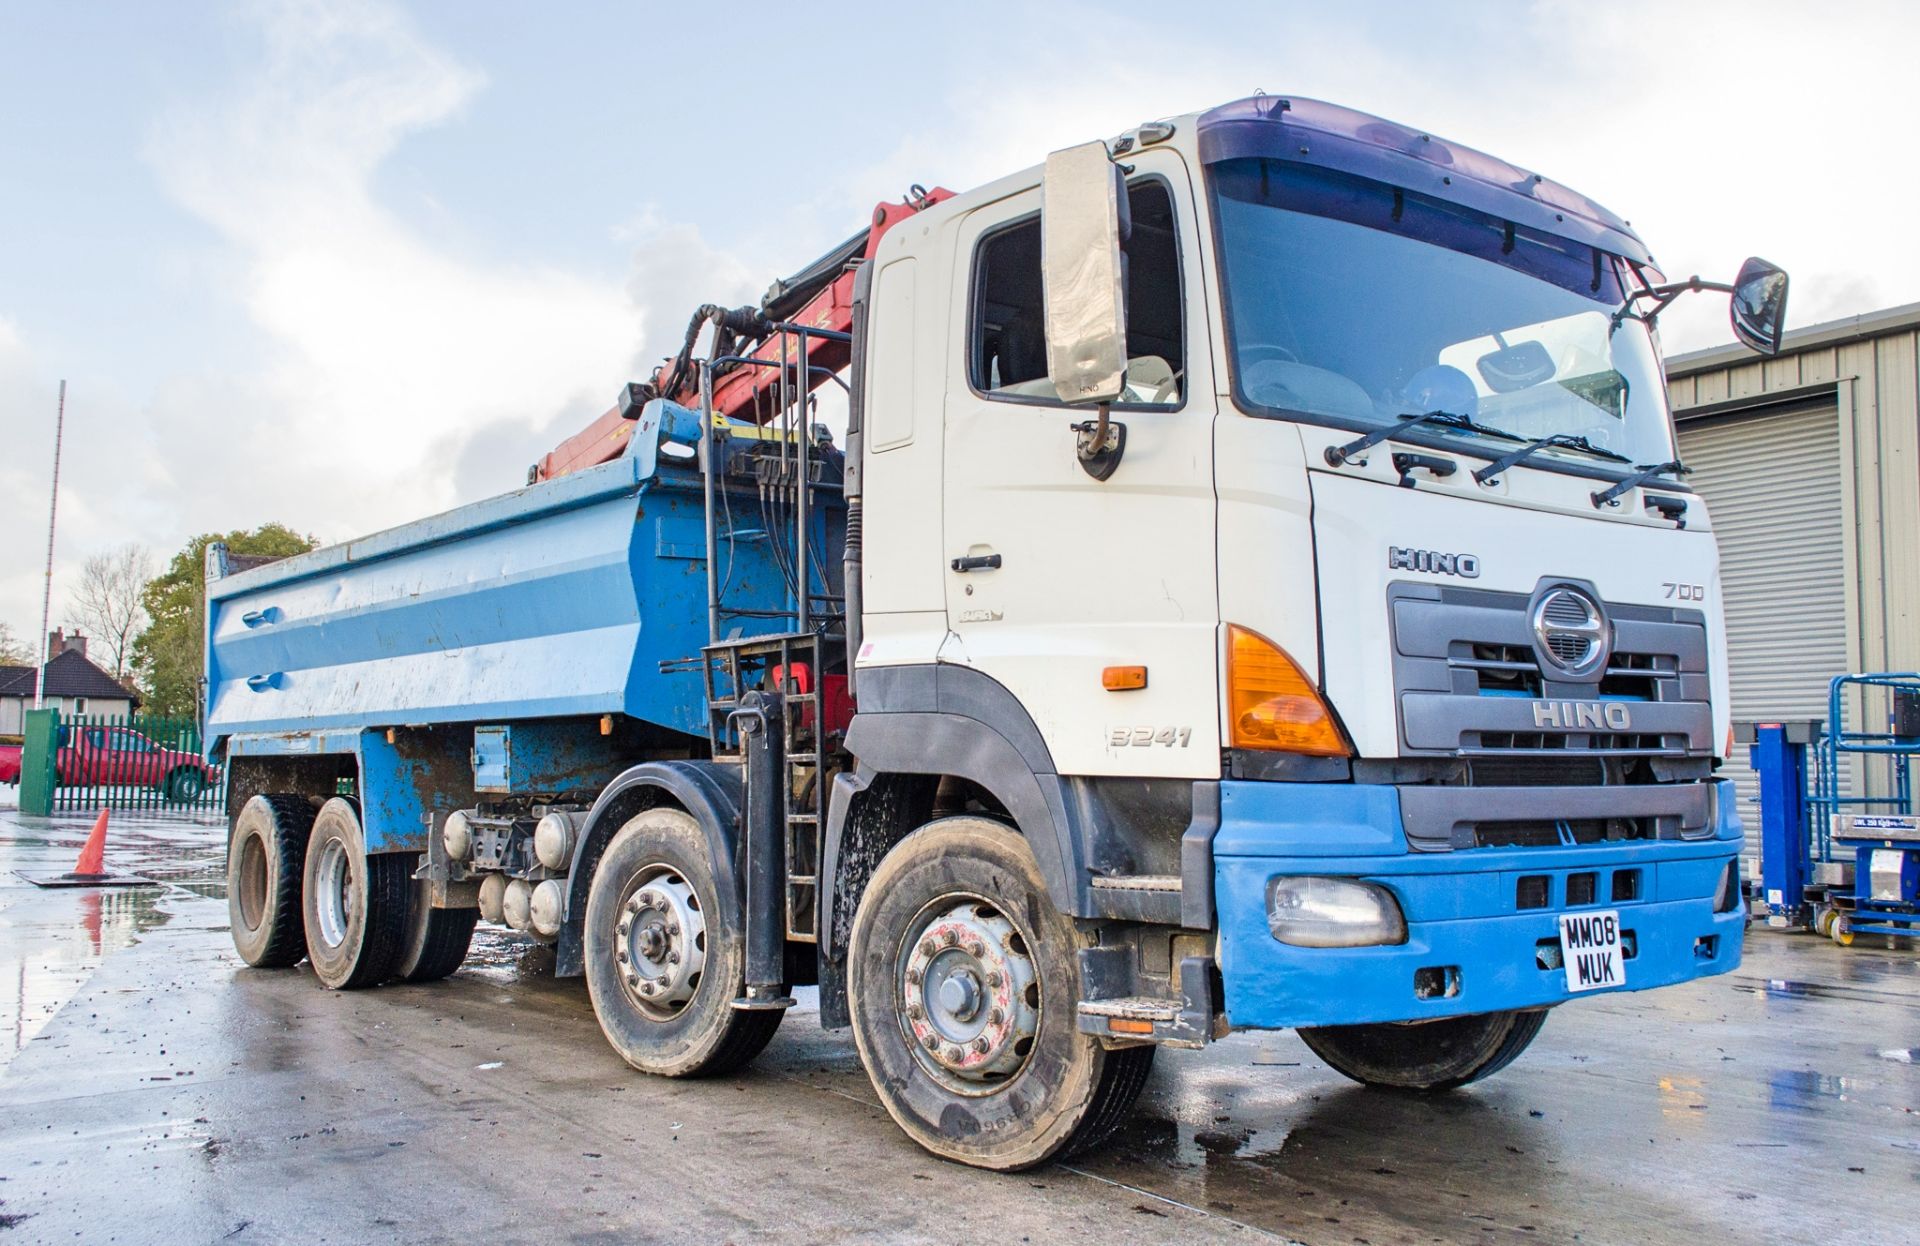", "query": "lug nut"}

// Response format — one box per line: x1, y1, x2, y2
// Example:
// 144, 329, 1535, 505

906, 1003, 924, 1021
904, 967, 922, 986
617, 951, 629, 965
986, 971, 1003, 988
973, 1037, 991, 1054
922, 1032, 940, 1051
965, 939, 985, 958
989, 1007, 1004, 1026
946, 1045, 966, 1063
920, 938, 938, 957
667, 951, 680, 964
665, 920, 679, 936
627, 975, 640, 988
941, 930, 958, 947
